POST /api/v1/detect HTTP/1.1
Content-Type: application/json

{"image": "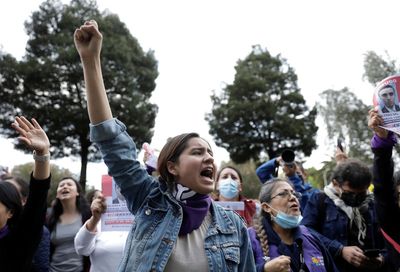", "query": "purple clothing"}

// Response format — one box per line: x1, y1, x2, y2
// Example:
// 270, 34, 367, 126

370, 131, 397, 149
0, 225, 9, 239
179, 194, 211, 236
248, 217, 339, 272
